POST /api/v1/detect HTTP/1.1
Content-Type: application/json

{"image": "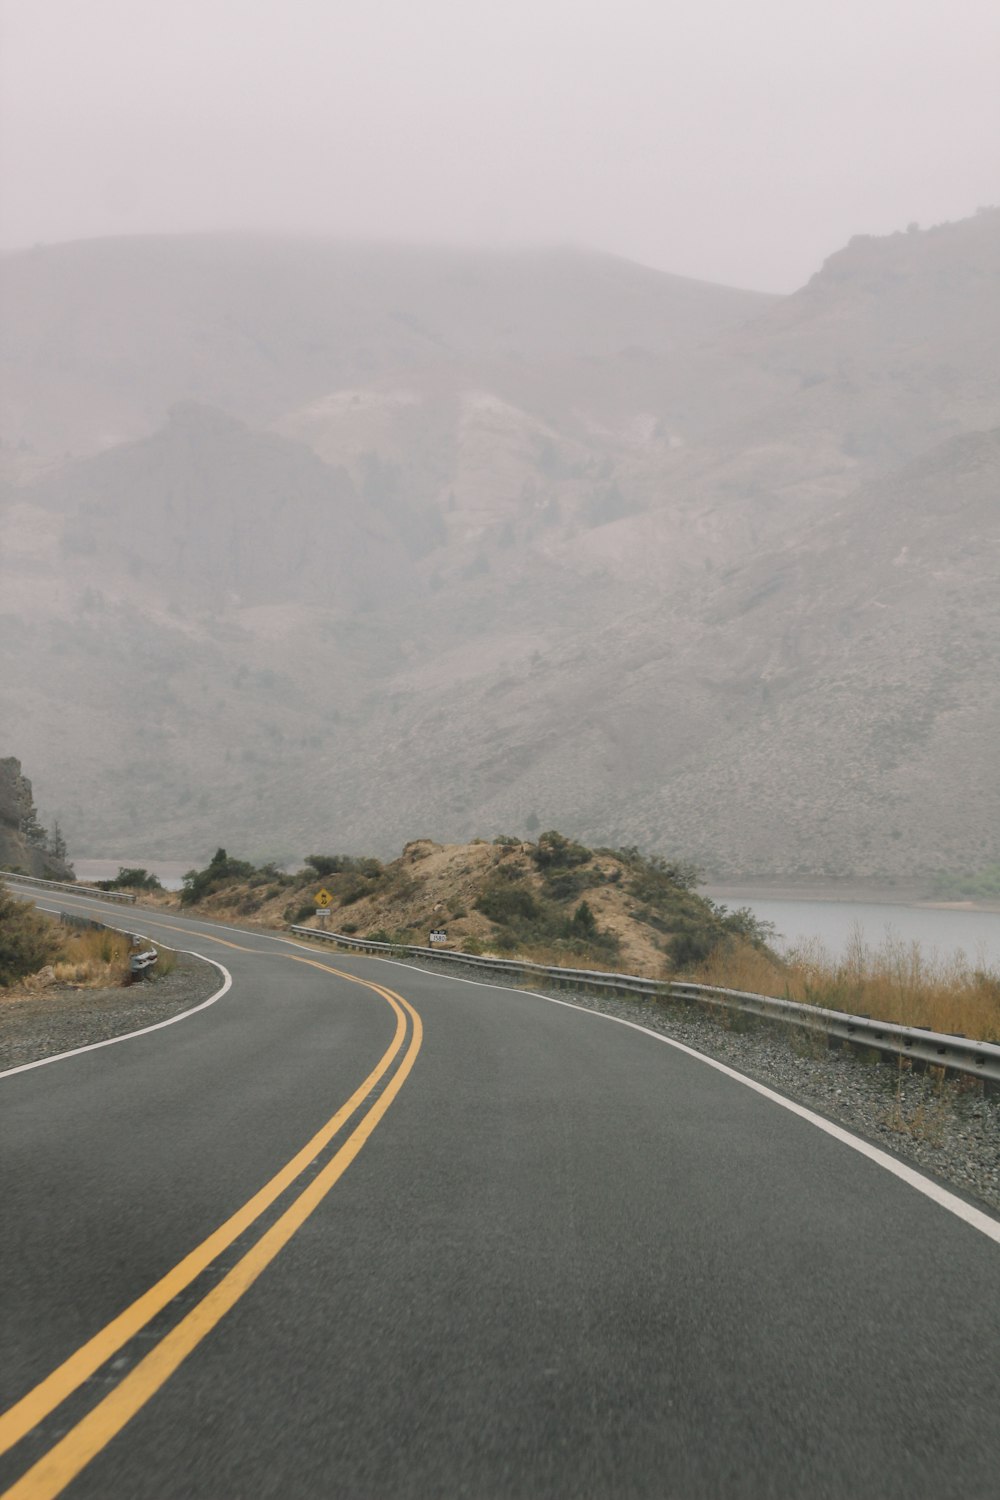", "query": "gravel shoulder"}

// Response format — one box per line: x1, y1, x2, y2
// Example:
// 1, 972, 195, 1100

394, 952, 1000, 1216
0, 952, 224, 1071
